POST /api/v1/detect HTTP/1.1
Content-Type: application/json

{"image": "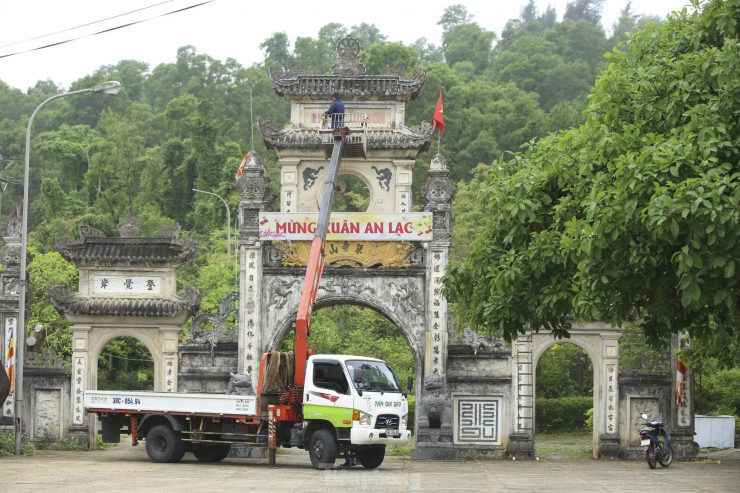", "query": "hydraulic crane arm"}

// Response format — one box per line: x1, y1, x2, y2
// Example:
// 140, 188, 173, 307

293, 127, 348, 387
